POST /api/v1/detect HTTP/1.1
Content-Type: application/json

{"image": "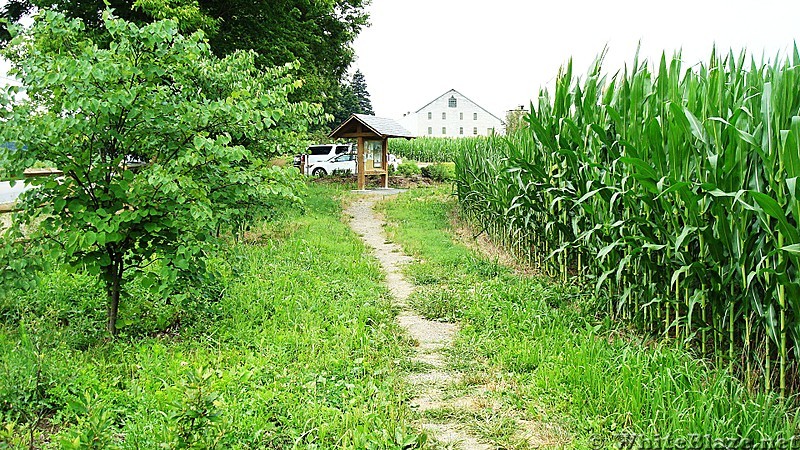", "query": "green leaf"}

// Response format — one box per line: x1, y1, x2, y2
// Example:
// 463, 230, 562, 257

675, 226, 697, 250
780, 244, 800, 255
782, 116, 800, 178
597, 242, 618, 261
620, 156, 658, 180
83, 231, 97, 246
751, 191, 787, 223
683, 107, 708, 144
